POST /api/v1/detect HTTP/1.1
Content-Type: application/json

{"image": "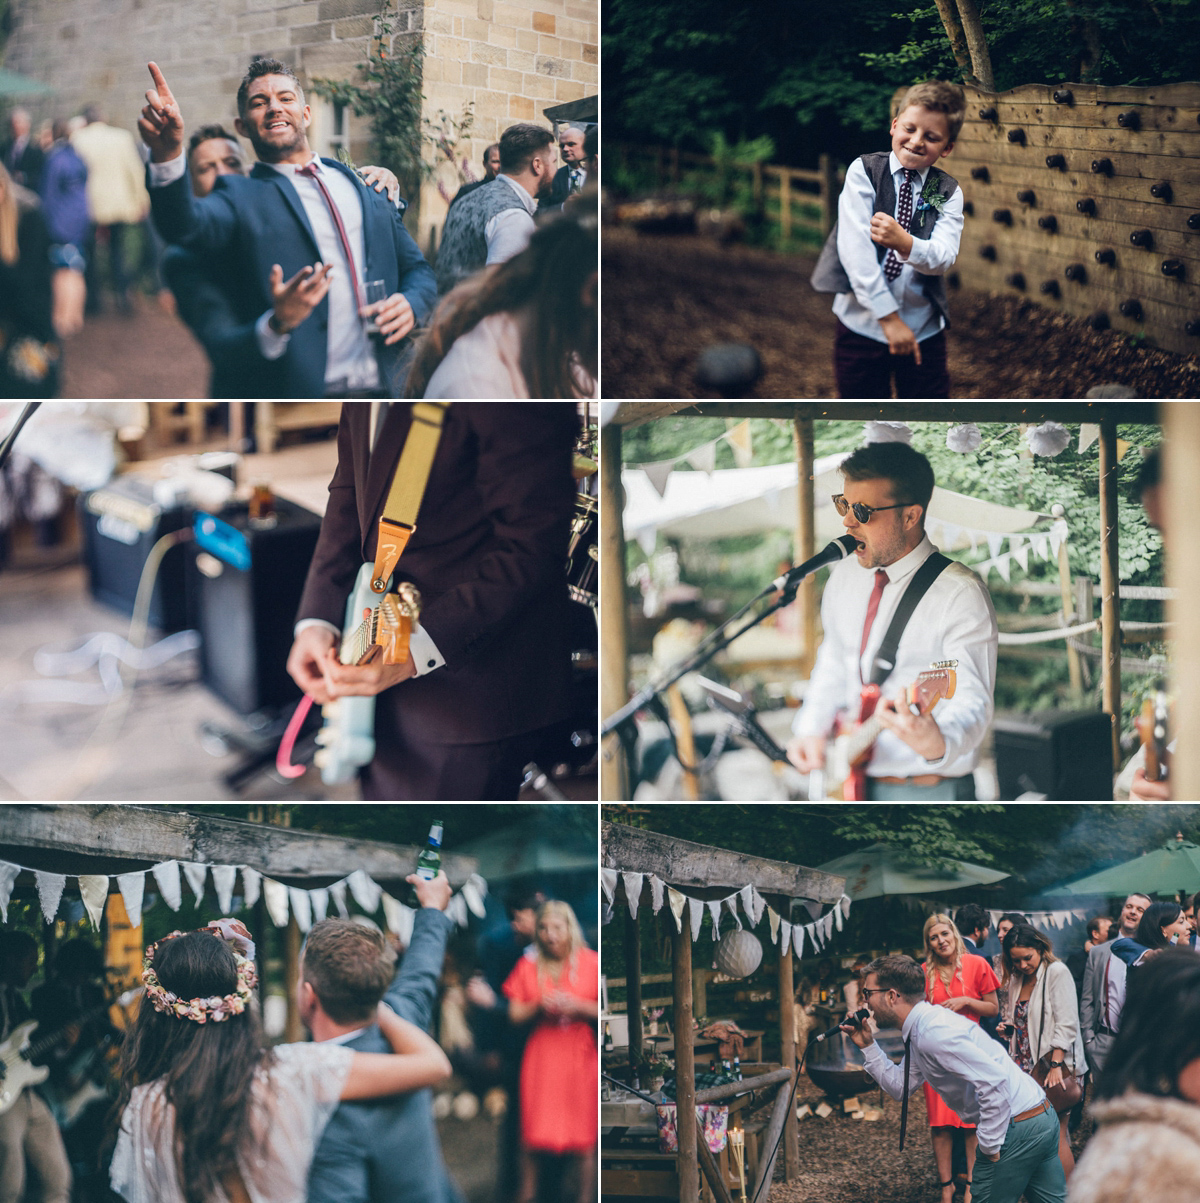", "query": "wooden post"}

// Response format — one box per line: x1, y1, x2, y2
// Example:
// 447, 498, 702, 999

818, 155, 838, 238
1056, 534, 1083, 700
794, 418, 817, 679
601, 424, 630, 800
673, 921, 699, 1203
284, 916, 304, 1043
780, 172, 792, 242
1165, 403, 1200, 802
749, 1081, 793, 1202
1098, 415, 1121, 770
697, 1141, 735, 1203
777, 941, 798, 1180
625, 907, 644, 1076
